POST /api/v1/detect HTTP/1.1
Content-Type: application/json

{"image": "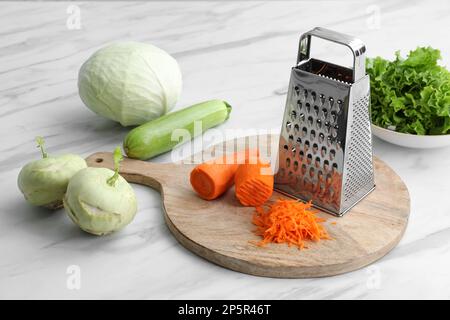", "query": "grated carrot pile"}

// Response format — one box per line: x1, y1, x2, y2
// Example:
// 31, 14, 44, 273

252, 199, 331, 250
